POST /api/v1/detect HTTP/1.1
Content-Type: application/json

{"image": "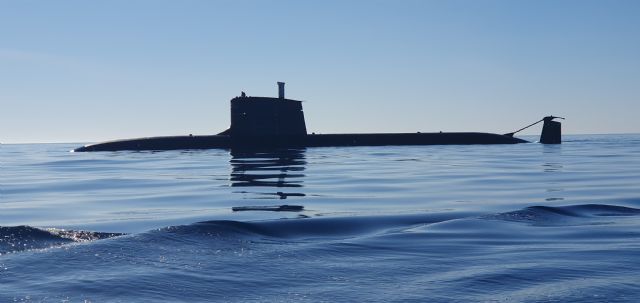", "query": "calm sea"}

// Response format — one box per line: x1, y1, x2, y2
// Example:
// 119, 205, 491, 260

1, 135, 640, 302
